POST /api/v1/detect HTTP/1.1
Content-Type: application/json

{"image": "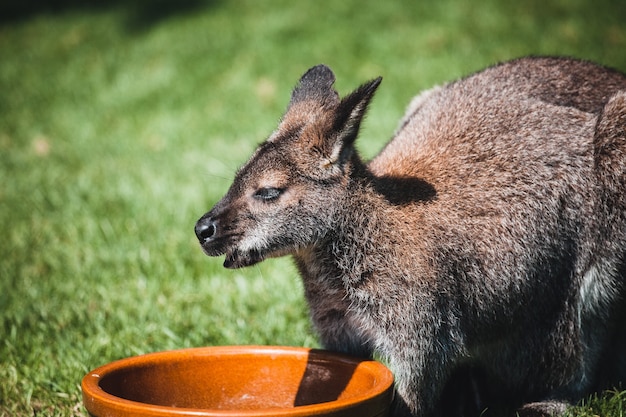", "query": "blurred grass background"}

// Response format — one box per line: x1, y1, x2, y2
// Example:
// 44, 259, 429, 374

1, 0, 625, 415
